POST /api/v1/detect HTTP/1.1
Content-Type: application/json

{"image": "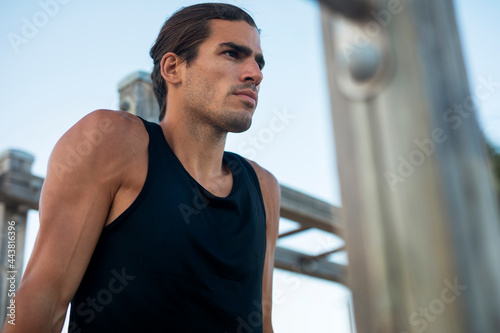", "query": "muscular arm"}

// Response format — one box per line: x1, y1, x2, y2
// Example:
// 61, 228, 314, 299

247, 160, 281, 333
1, 110, 142, 333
